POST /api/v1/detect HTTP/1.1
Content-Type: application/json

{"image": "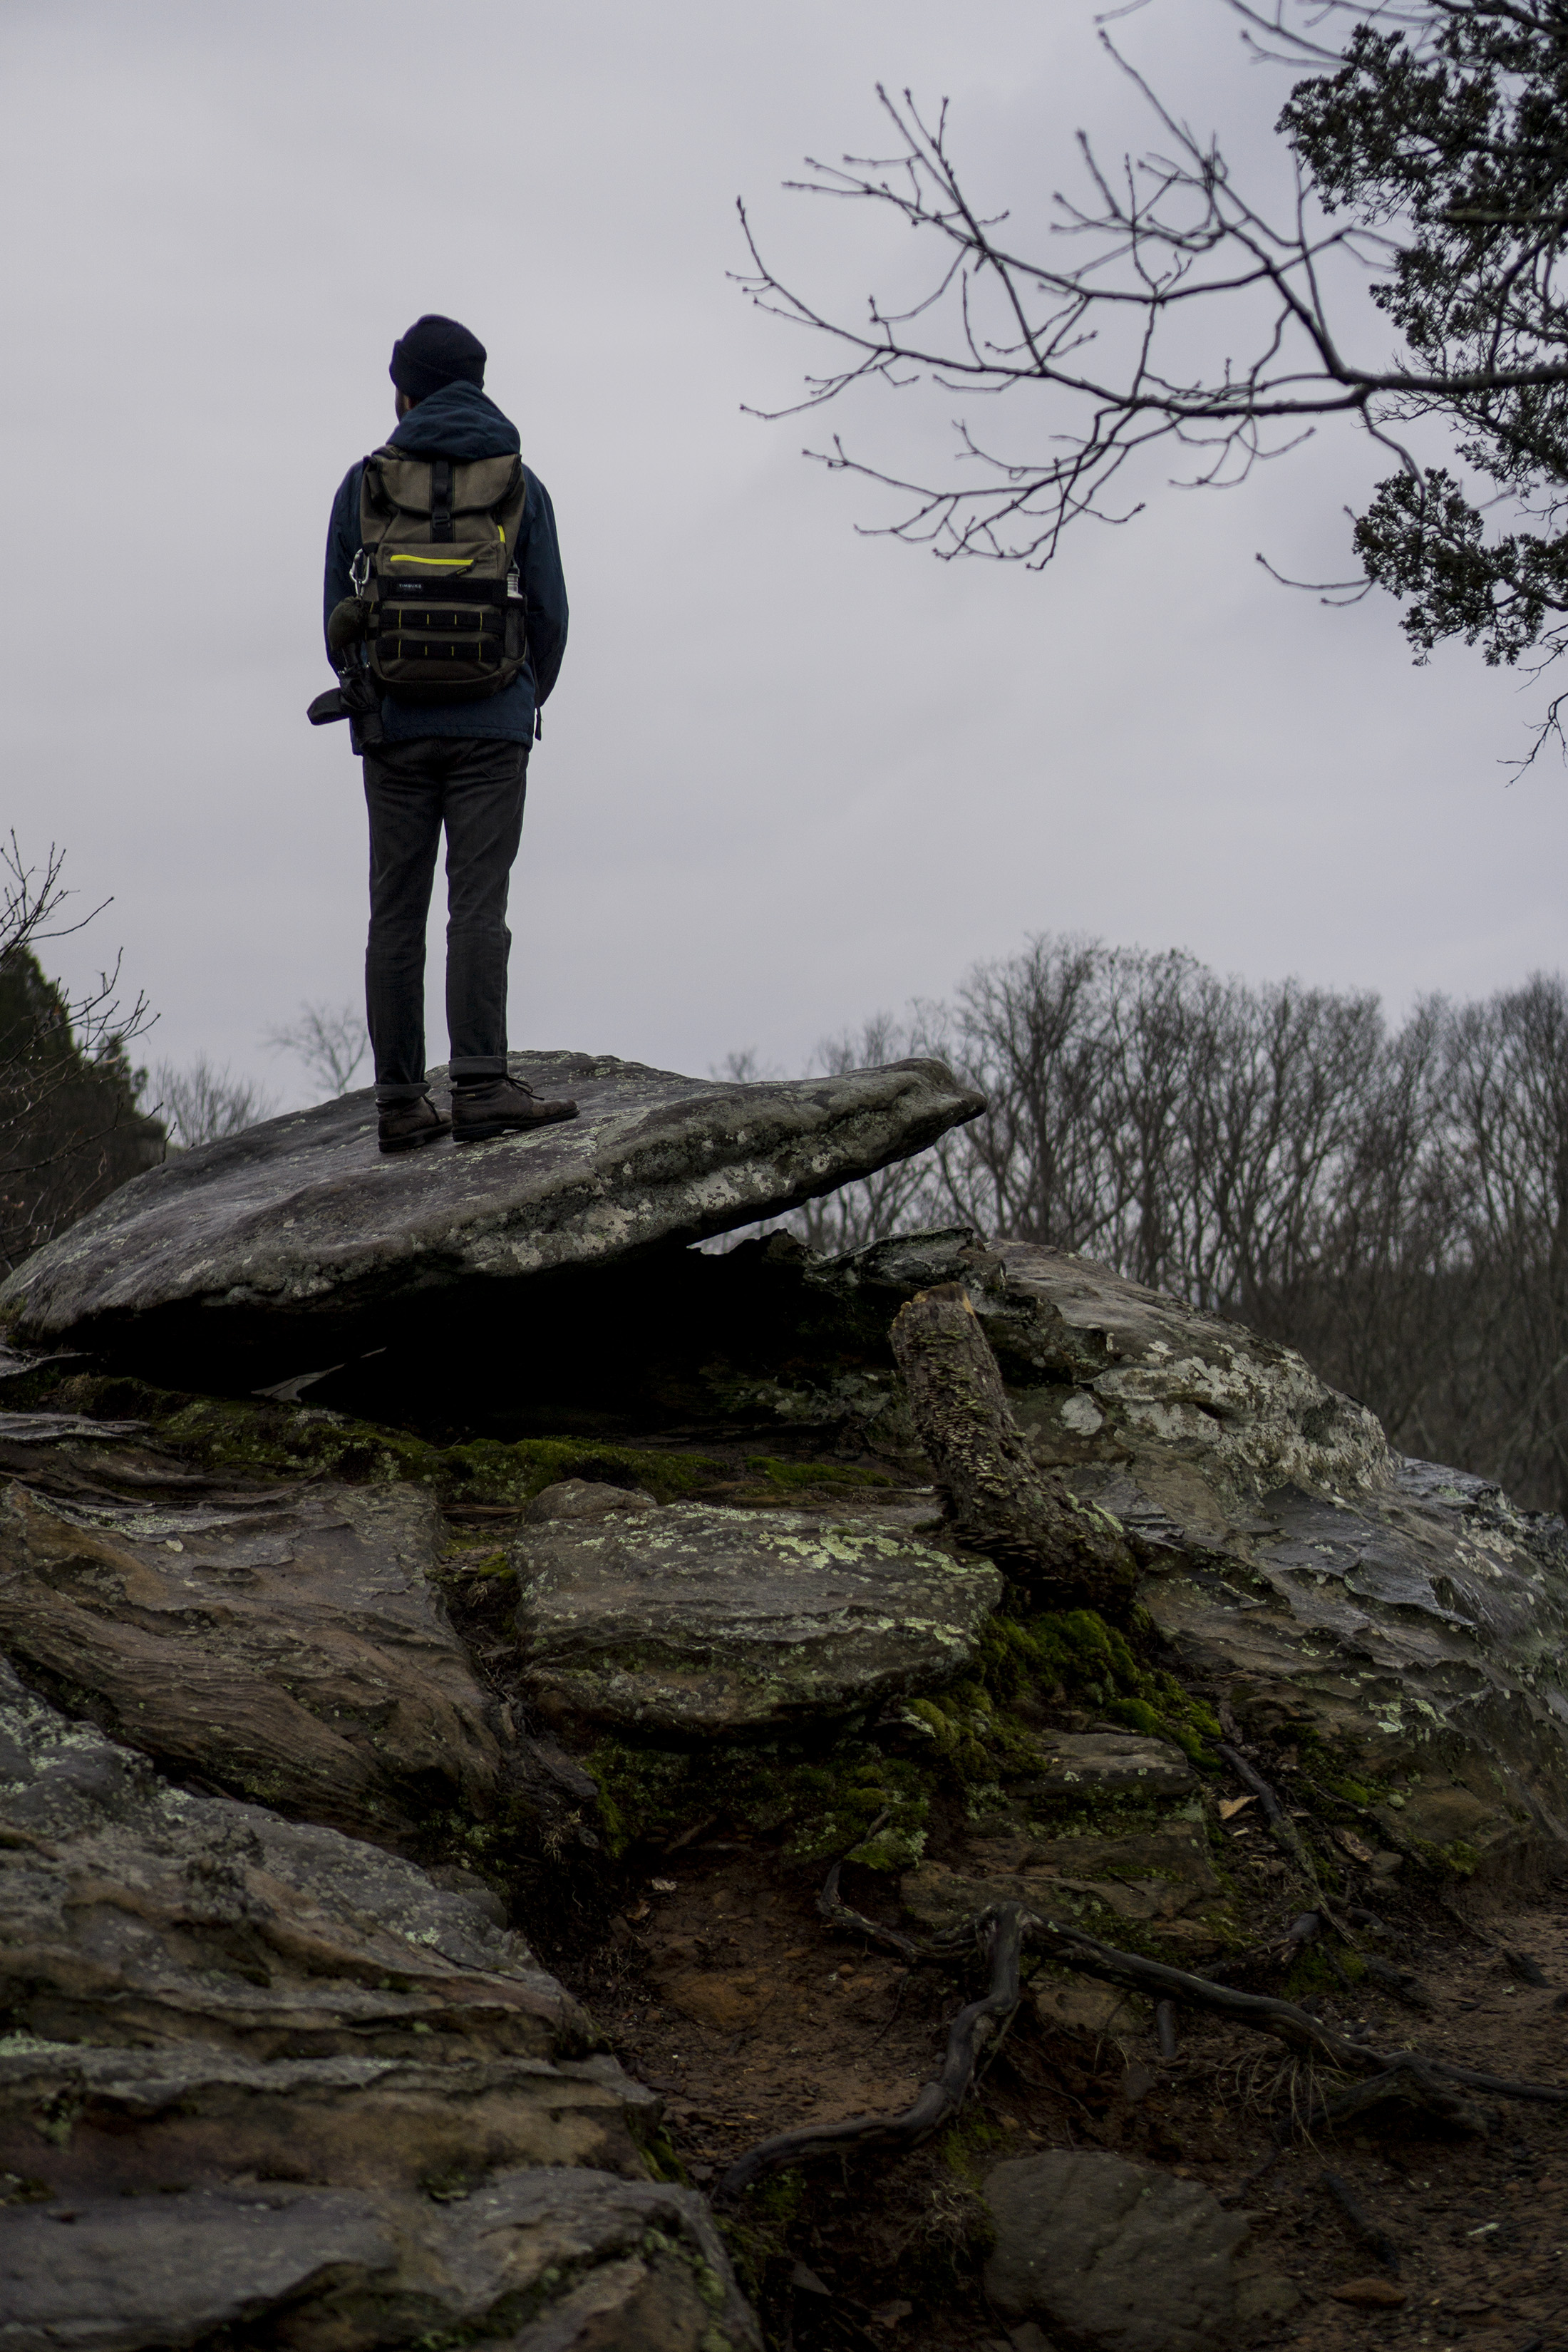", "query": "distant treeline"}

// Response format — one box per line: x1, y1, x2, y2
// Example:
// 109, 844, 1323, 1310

785, 937, 1568, 1516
